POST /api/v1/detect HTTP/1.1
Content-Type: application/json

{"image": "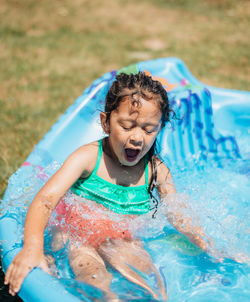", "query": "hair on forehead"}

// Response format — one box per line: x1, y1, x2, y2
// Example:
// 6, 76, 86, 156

118, 92, 162, 118
104, 72, 172, 128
